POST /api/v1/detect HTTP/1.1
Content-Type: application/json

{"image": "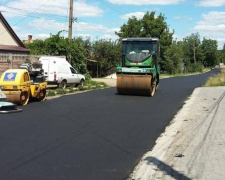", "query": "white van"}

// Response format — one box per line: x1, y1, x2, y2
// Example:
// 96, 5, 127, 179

39, 56, 85, 88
